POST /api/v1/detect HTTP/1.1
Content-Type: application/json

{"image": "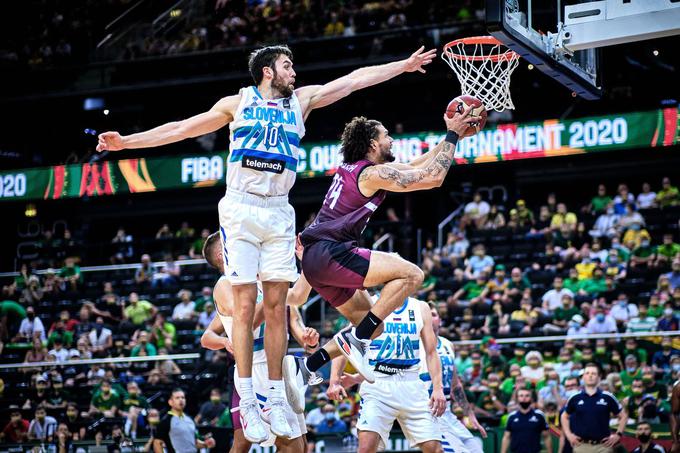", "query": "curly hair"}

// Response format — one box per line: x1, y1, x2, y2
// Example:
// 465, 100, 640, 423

248, 45, 294, 85
341, 116, 382, 164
